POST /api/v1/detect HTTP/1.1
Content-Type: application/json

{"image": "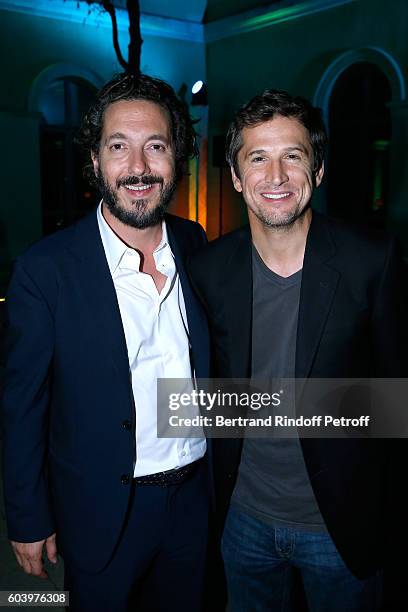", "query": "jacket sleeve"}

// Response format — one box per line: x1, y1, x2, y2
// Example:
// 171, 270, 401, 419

1, 258, 56, 542
370, 238, 408, 604
371, 236, 408, 377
